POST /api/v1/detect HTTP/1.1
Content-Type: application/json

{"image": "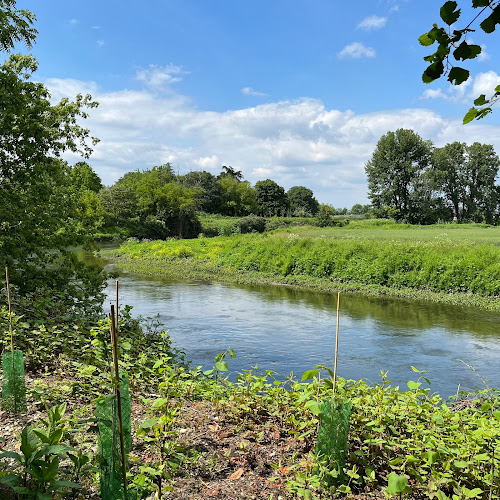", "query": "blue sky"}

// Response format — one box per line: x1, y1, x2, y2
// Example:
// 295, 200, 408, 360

15, 0, 500, 207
